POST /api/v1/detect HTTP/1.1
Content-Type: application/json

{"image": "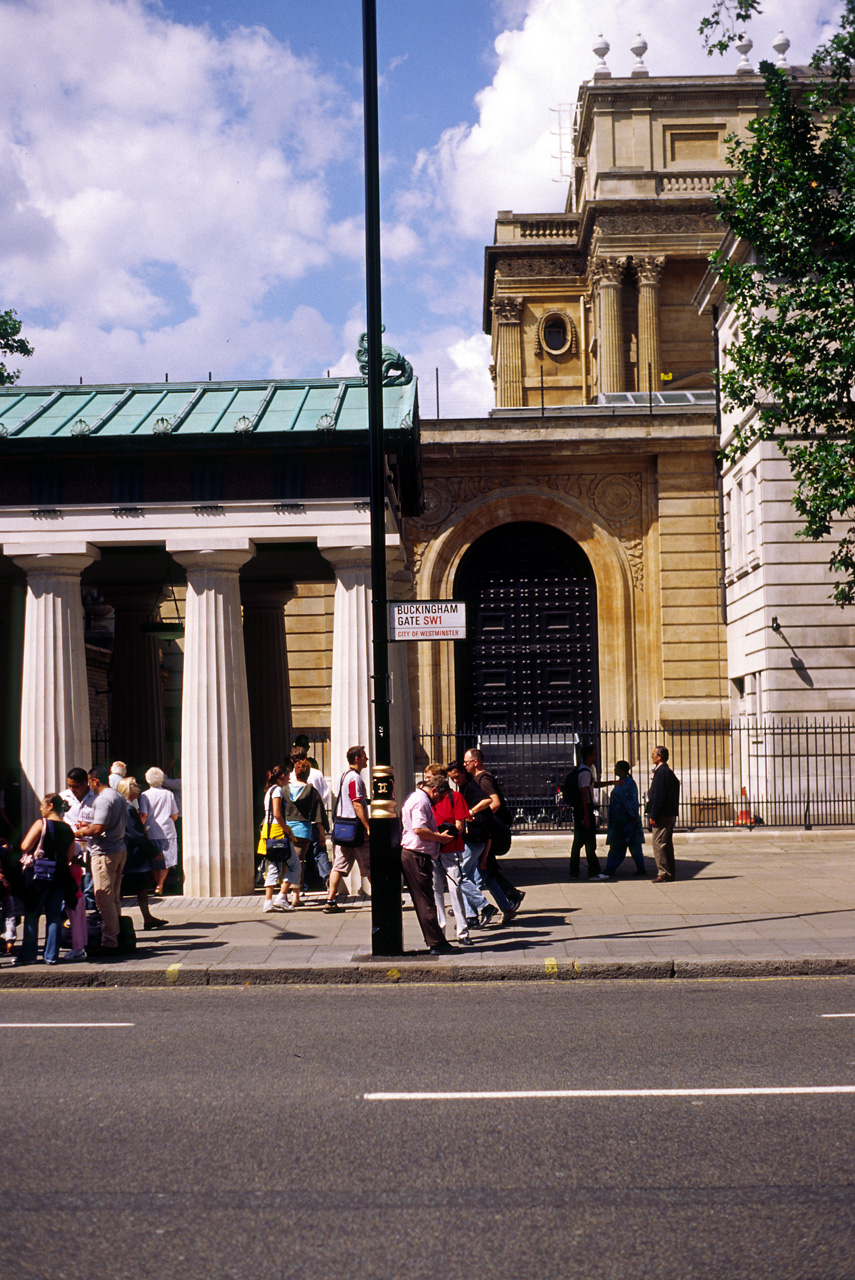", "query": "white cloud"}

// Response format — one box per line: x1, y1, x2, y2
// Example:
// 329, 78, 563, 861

0, 0, 360, 382
408, 0, 843, 241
